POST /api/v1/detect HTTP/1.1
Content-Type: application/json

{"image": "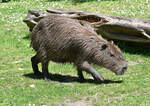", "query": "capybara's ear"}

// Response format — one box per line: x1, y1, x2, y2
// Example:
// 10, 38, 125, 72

101, 44, 108, 51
